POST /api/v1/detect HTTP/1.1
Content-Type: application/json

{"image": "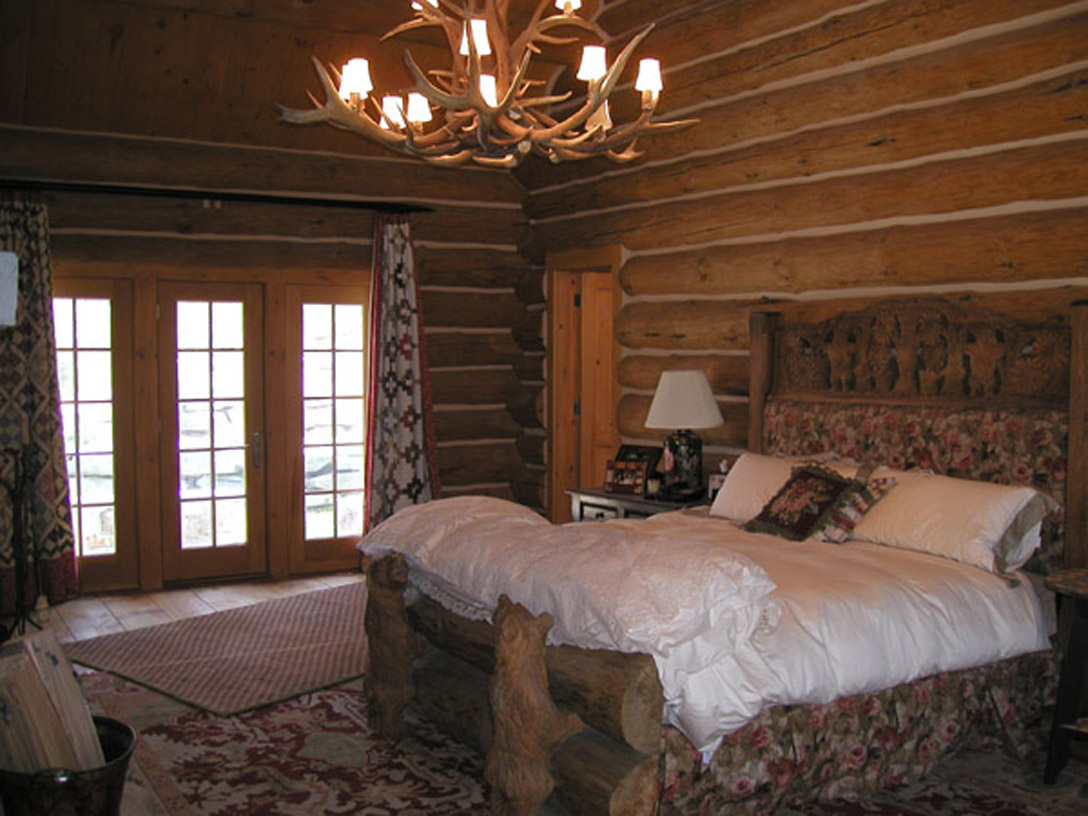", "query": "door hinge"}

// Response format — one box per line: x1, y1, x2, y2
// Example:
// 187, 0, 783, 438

573, 293, 581, 308
573, 401, 580, 417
